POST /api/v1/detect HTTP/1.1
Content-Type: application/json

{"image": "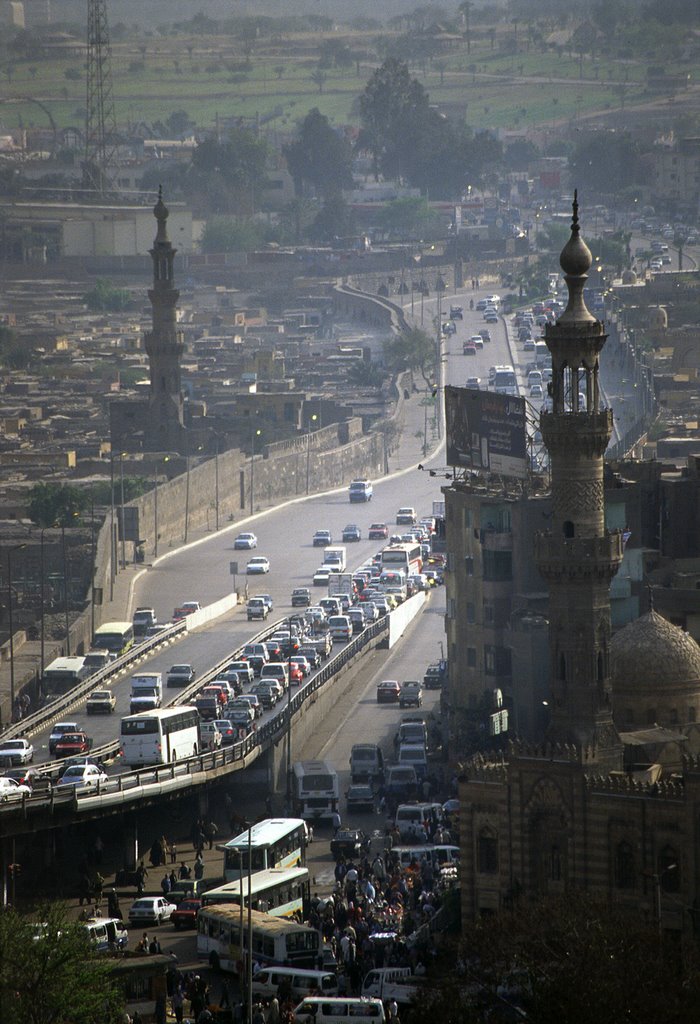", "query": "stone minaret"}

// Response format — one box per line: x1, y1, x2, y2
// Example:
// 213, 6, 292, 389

535, 193, 624, 770
144, 187, 185, 452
